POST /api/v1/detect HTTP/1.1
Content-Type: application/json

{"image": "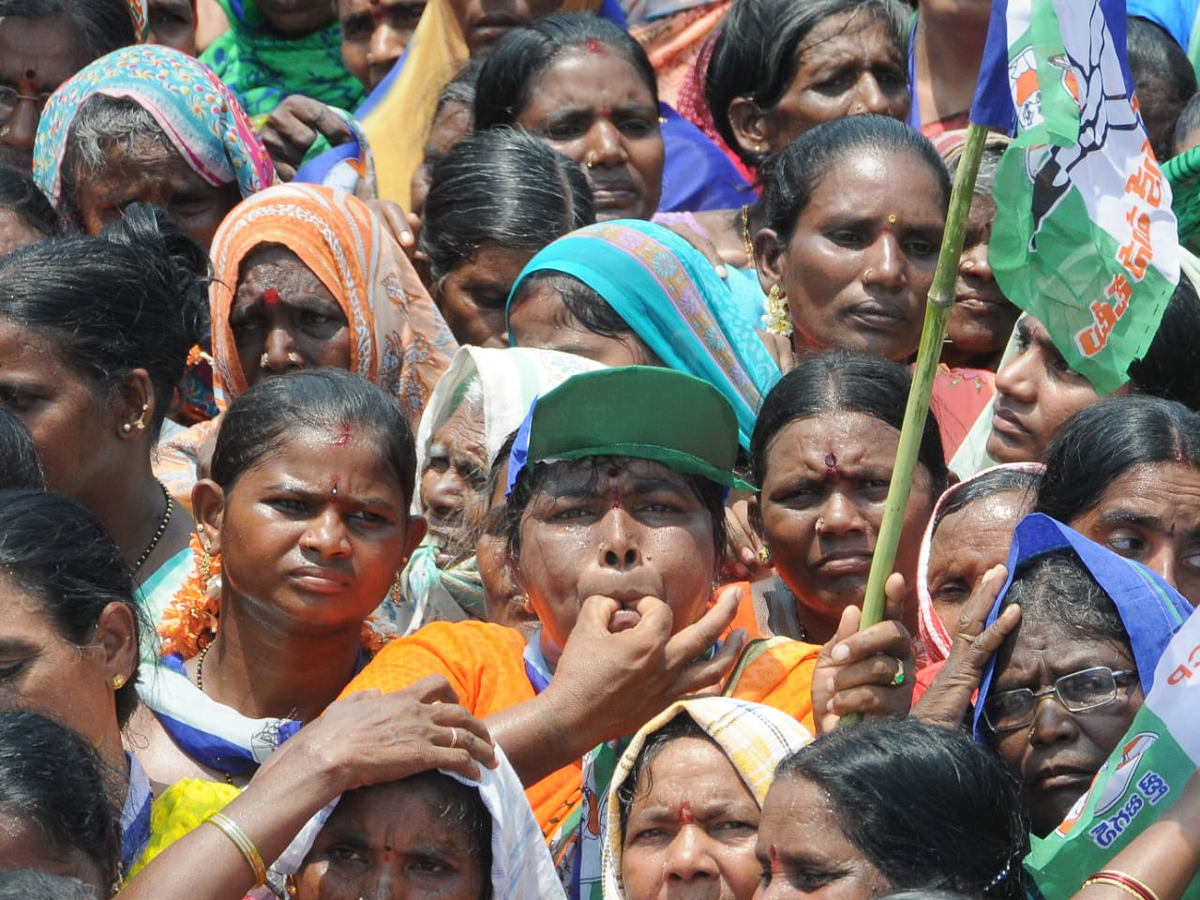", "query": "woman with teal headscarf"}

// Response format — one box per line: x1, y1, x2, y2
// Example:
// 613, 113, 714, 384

505, 219, 782, 451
